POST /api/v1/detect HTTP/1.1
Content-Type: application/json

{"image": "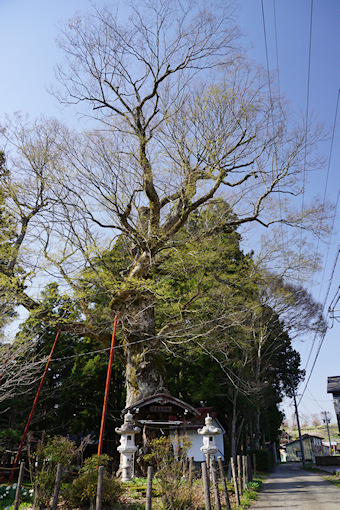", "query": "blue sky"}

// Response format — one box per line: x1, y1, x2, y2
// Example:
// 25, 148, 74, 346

236, 1, 340, 424
0, 0, 339, 425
